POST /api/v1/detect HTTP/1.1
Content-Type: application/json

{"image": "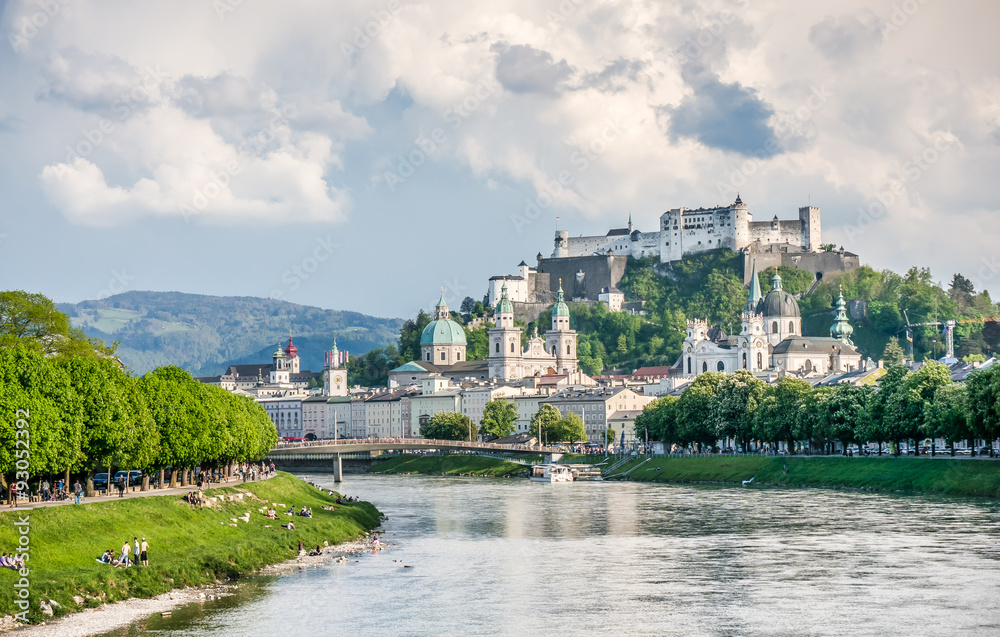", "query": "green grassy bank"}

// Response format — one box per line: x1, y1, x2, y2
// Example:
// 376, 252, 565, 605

368, 454, 528, 477
0, 472, 380, 624
607, 456, 1000, 497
